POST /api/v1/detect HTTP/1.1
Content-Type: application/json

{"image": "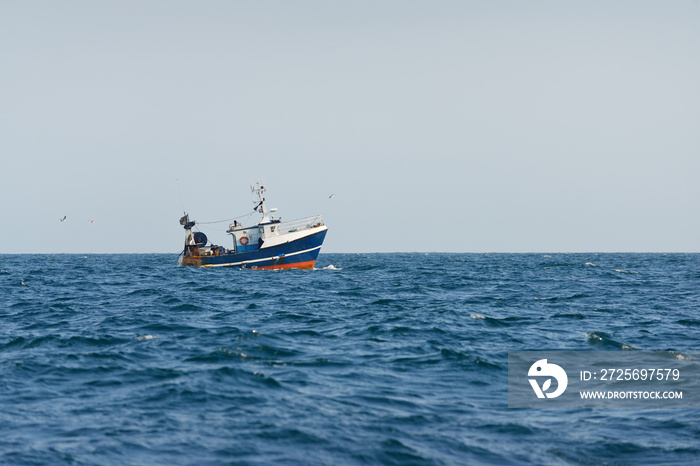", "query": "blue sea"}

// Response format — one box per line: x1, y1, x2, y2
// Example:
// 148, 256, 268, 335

1, 253, 699, 465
